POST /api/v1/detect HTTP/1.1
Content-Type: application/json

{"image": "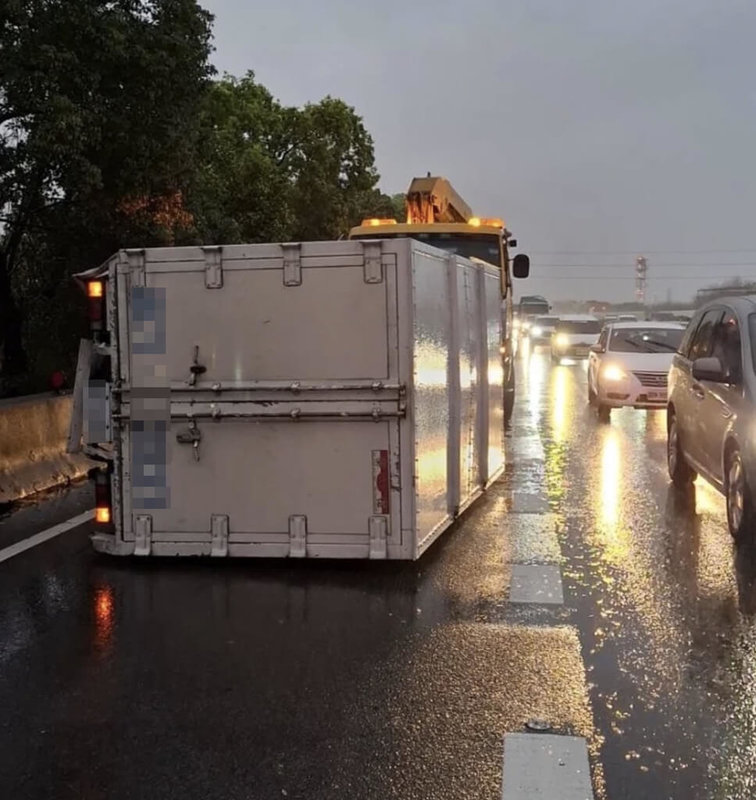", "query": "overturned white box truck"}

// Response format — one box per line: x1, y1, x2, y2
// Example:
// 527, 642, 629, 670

69, 179, 529, 559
